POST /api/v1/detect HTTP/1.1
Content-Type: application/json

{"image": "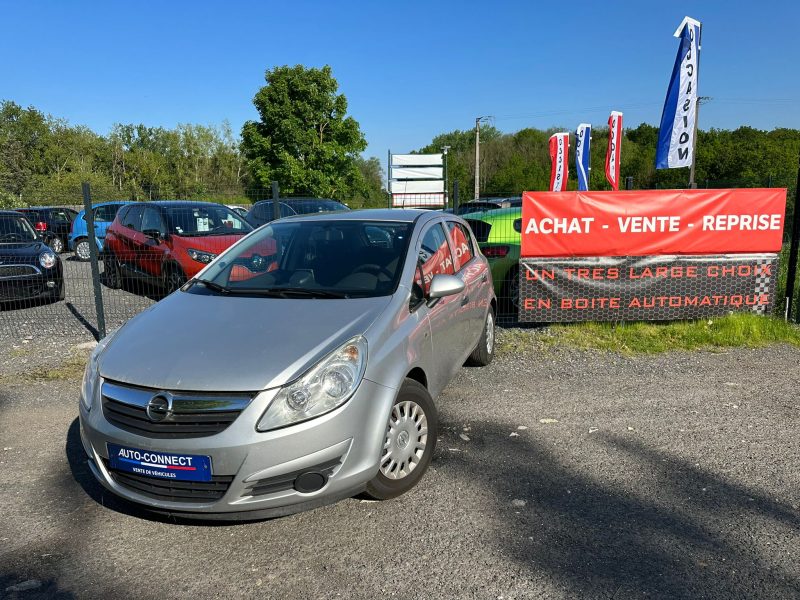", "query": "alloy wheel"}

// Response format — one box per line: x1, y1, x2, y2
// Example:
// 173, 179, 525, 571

166, 268, 186, 294
485, 310, 495, 354
76, 240, 91, 261
50, 237, 64, 253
